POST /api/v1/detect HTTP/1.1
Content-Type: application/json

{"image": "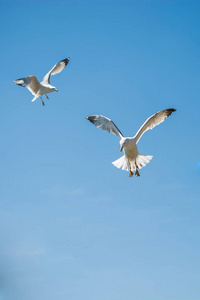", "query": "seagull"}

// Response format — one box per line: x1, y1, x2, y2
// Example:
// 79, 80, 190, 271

14, 58, 70, 106
86, 108, 176, 177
